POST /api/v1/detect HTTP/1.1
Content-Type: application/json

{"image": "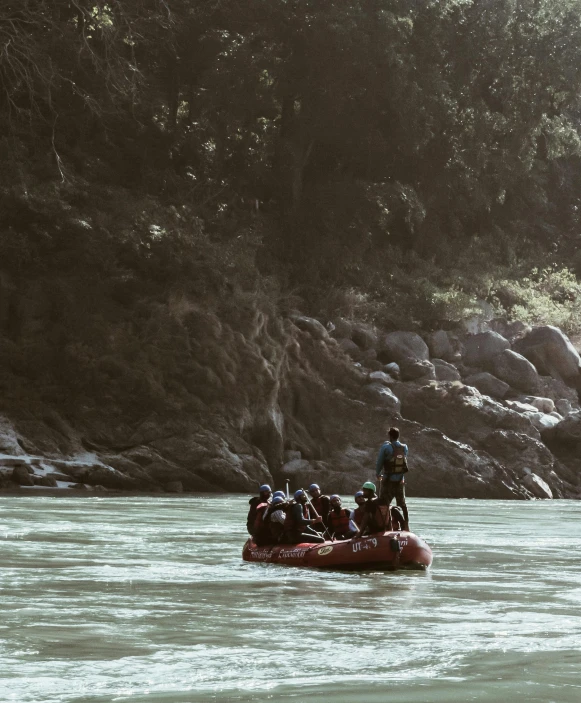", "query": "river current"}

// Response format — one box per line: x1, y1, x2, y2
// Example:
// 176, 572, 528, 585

0, 496, 580, 703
